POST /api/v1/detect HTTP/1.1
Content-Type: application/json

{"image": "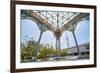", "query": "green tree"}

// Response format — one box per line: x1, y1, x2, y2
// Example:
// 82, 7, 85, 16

37, 44, 55, 60
21, 40, 35, 61
37, 47, 47, 60
60, 49, 68, 57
